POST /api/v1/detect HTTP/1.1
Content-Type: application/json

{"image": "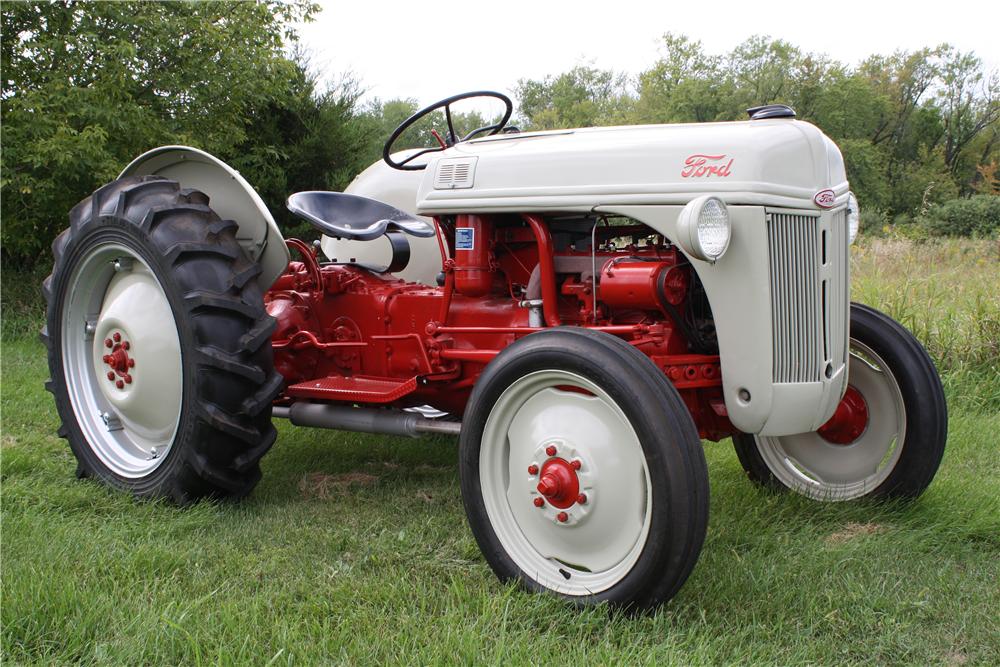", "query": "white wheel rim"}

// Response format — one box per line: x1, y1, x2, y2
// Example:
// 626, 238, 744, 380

61, 243, 183, 477
755, 339, 906, 500
479, 370, 652, 596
